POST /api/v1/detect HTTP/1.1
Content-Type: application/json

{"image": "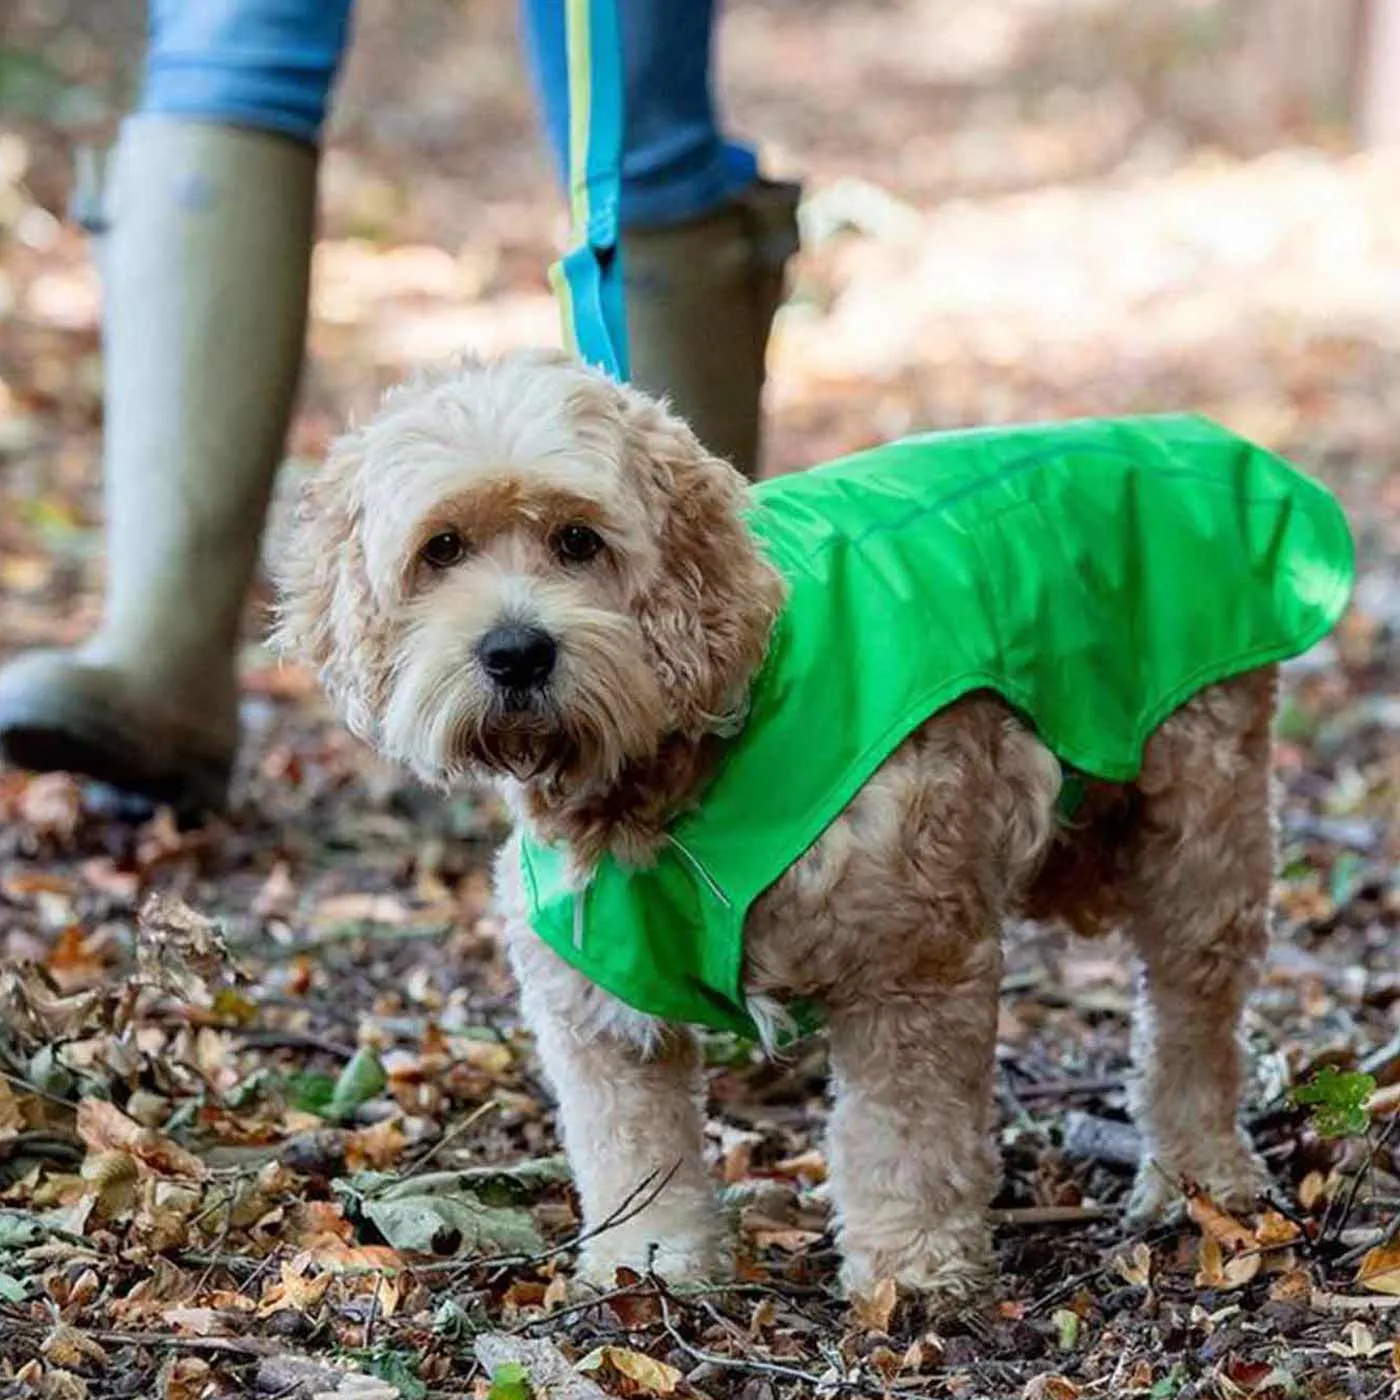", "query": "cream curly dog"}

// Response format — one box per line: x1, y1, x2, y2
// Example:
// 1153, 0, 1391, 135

275, 353, 1275, 1302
